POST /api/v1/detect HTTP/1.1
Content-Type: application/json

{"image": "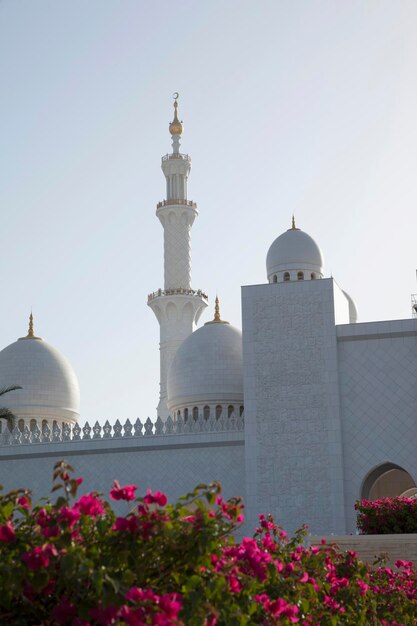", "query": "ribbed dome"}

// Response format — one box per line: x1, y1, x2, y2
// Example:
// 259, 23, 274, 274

167, 321, 243, 413
266, 226, 324, 282
0, 332, 80, 425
